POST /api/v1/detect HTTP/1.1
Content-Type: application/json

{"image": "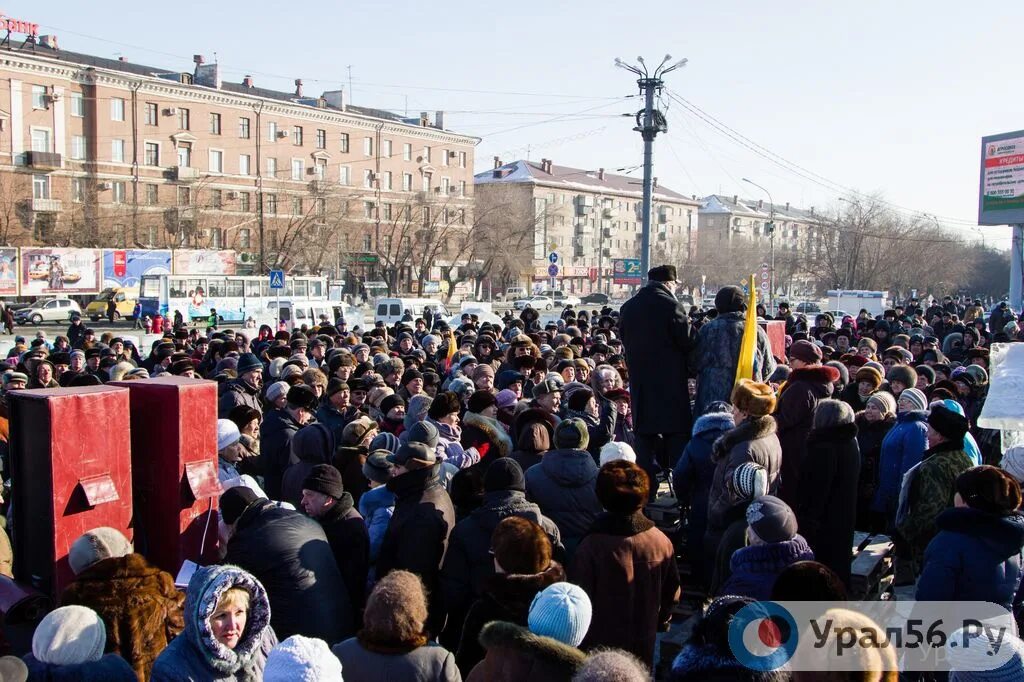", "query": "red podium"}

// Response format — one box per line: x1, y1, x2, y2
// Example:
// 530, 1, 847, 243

111, 375, 221, 574
8, 386, 134, 601
759, 320, 787, 363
